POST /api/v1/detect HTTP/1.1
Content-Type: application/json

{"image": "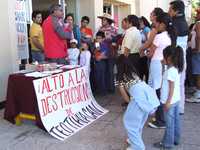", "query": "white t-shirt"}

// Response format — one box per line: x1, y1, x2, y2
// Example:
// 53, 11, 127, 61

80, 50, 91, 73
161, 66, 180, 104
68, 48, 80, 65
152, 31, 171, 60
120, 26, 142, 54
